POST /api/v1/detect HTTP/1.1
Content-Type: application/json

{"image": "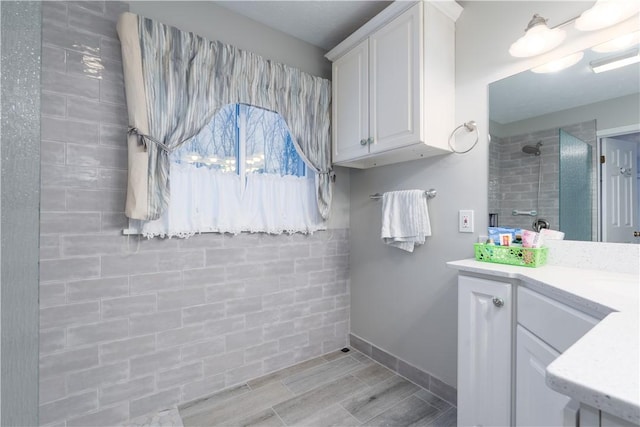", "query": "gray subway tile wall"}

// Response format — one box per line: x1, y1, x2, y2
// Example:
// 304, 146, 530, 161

39, 2, 351, 425
489, 121, 596, 233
